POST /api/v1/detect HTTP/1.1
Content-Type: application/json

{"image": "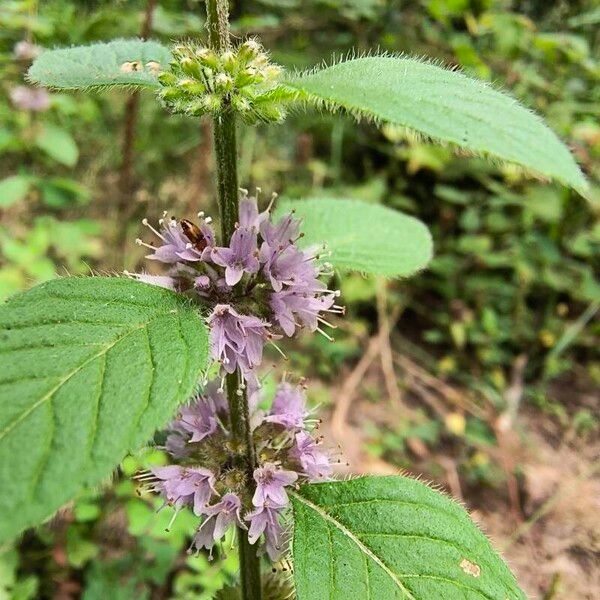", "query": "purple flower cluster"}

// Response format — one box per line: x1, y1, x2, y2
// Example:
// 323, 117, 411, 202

140, 378, 332, 560
133, 191, 341, 562
132, 192, 342, 385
